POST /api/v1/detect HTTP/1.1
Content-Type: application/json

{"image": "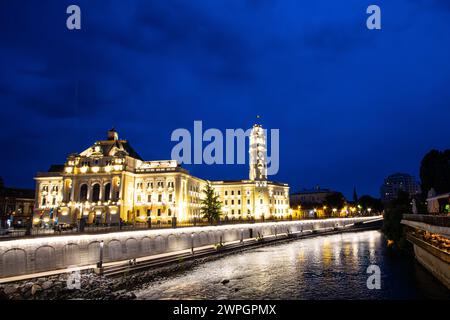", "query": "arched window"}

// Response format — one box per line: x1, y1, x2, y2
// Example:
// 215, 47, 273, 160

80, 184, 88, 202
92, 184, 100, 202
104, 183, 111, 201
